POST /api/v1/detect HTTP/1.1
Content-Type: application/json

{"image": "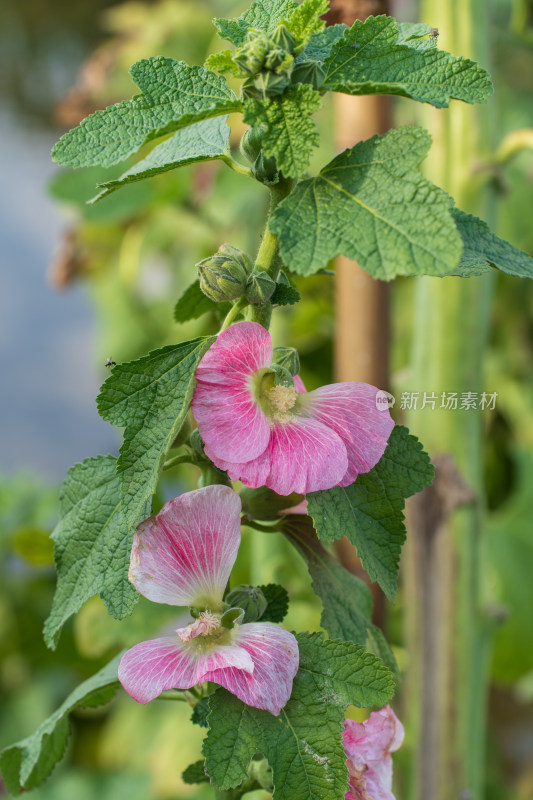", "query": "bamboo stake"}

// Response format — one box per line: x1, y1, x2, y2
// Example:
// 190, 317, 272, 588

327, 0, 391, 622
